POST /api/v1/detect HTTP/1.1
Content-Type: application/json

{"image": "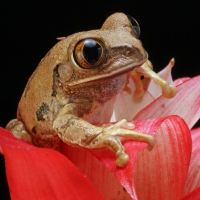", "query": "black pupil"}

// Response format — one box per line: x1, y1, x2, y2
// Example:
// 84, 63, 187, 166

83, 39, 102, 65
127, 16, 140, 38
